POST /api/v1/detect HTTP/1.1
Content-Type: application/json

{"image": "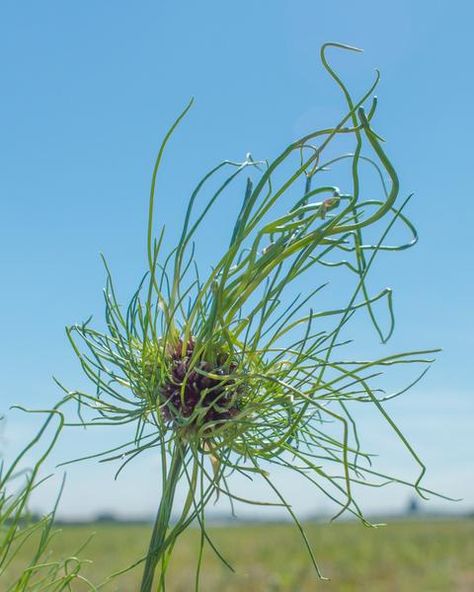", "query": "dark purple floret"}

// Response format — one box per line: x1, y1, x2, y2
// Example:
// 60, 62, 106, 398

160, 339, 242, 429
